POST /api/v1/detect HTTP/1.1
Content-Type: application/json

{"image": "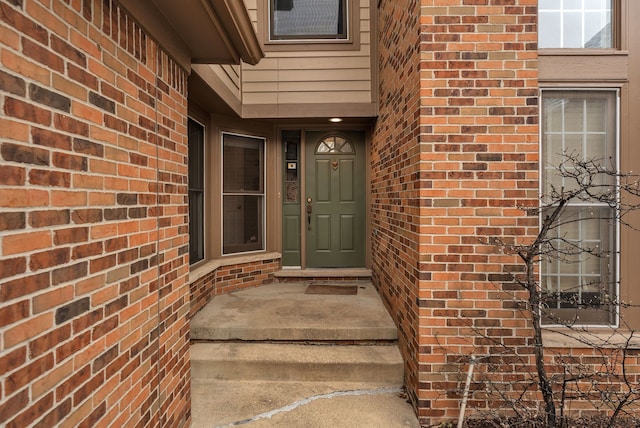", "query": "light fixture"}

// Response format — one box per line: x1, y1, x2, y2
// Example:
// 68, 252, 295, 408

329, 117, 343, 123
